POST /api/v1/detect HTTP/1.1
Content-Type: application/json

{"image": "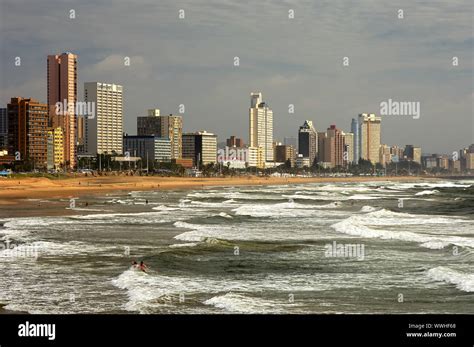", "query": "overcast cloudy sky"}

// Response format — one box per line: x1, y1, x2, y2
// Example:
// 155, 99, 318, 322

1, 0, 472, 153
